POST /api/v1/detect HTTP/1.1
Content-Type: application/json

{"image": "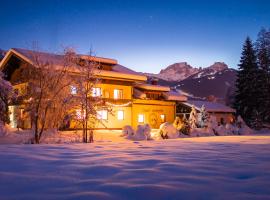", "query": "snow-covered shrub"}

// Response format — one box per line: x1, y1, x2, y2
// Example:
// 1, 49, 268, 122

121, 125, 135, 138
215, 125, 227, 136
189, 105, 198, 129
143, 124, 152, 140
134, 125, 146, 140
173, 116, 190, 135
198, 105, 208, 128
158, 122, 179, 139
225, 123, 236, 135
207, 115, 219, 135
190, 128, 214, 137
236, 116, 253, 135
124, 124, 152, 141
